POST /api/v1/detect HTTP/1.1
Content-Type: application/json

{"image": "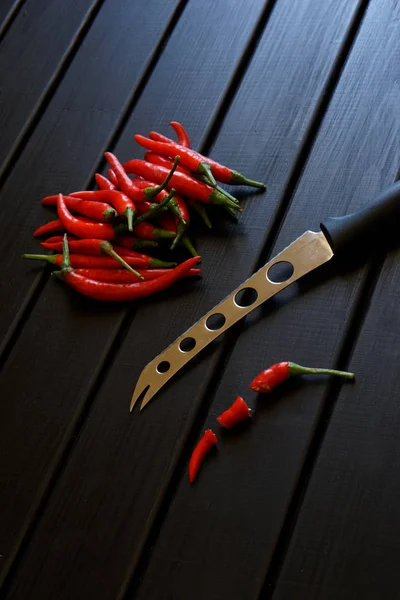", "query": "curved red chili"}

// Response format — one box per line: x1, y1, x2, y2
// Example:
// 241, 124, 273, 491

74, 267, 201, 283
124, 159, 240, 210
68, 190, 135, 231
52, 235, 200, 302
43, 234, 157, 251
104, 152, 180, 203
250, 362, 355, 393
216, 397, 252, 429
23, 252, 176, 270
42, 194, 117, 222
134, 134, 266, 189
149, 121, 191, 148
34, 219, 64, 237
95, 173, 116, 191
108, 169, 119, 187
40, 238, 148, 258
188, 429, 217, 484
57, 194, 118, 241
